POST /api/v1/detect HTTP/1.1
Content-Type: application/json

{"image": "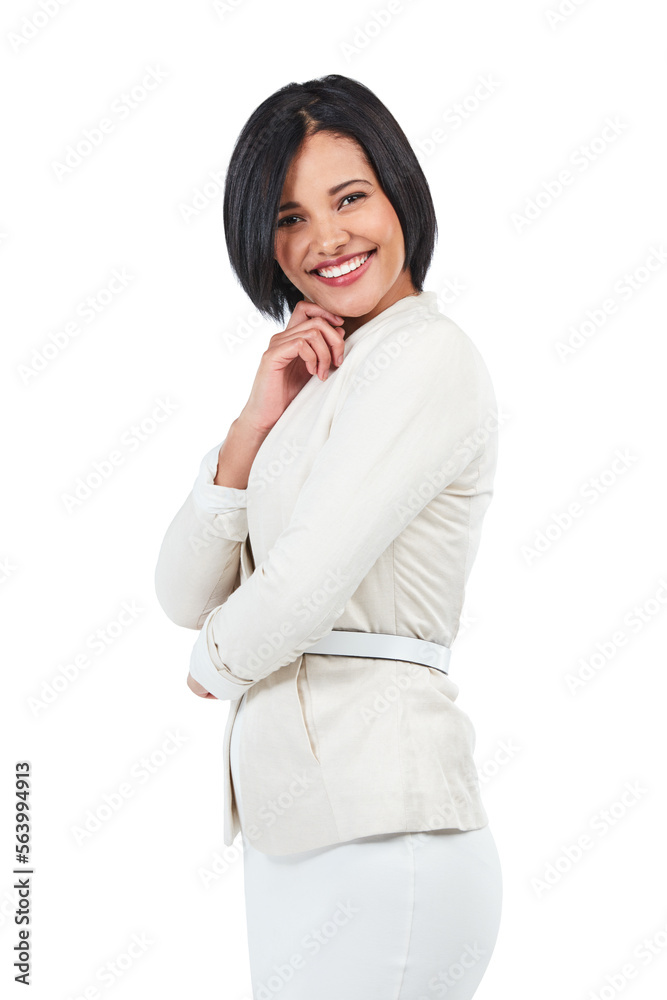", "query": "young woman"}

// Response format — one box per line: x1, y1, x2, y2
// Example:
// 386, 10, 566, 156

155, 73, 503, 999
